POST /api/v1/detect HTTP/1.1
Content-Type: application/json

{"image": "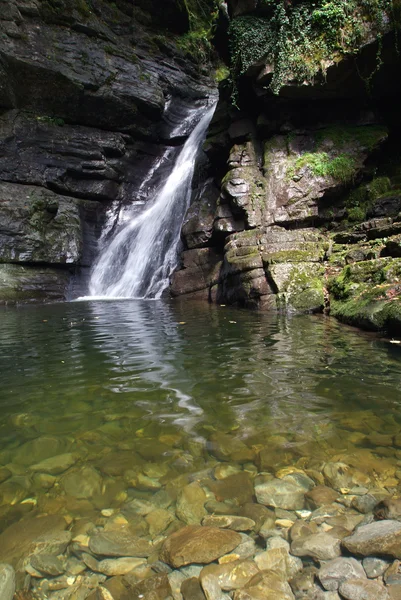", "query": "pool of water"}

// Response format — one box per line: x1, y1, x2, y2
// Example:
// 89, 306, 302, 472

0, 299, 401, 532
